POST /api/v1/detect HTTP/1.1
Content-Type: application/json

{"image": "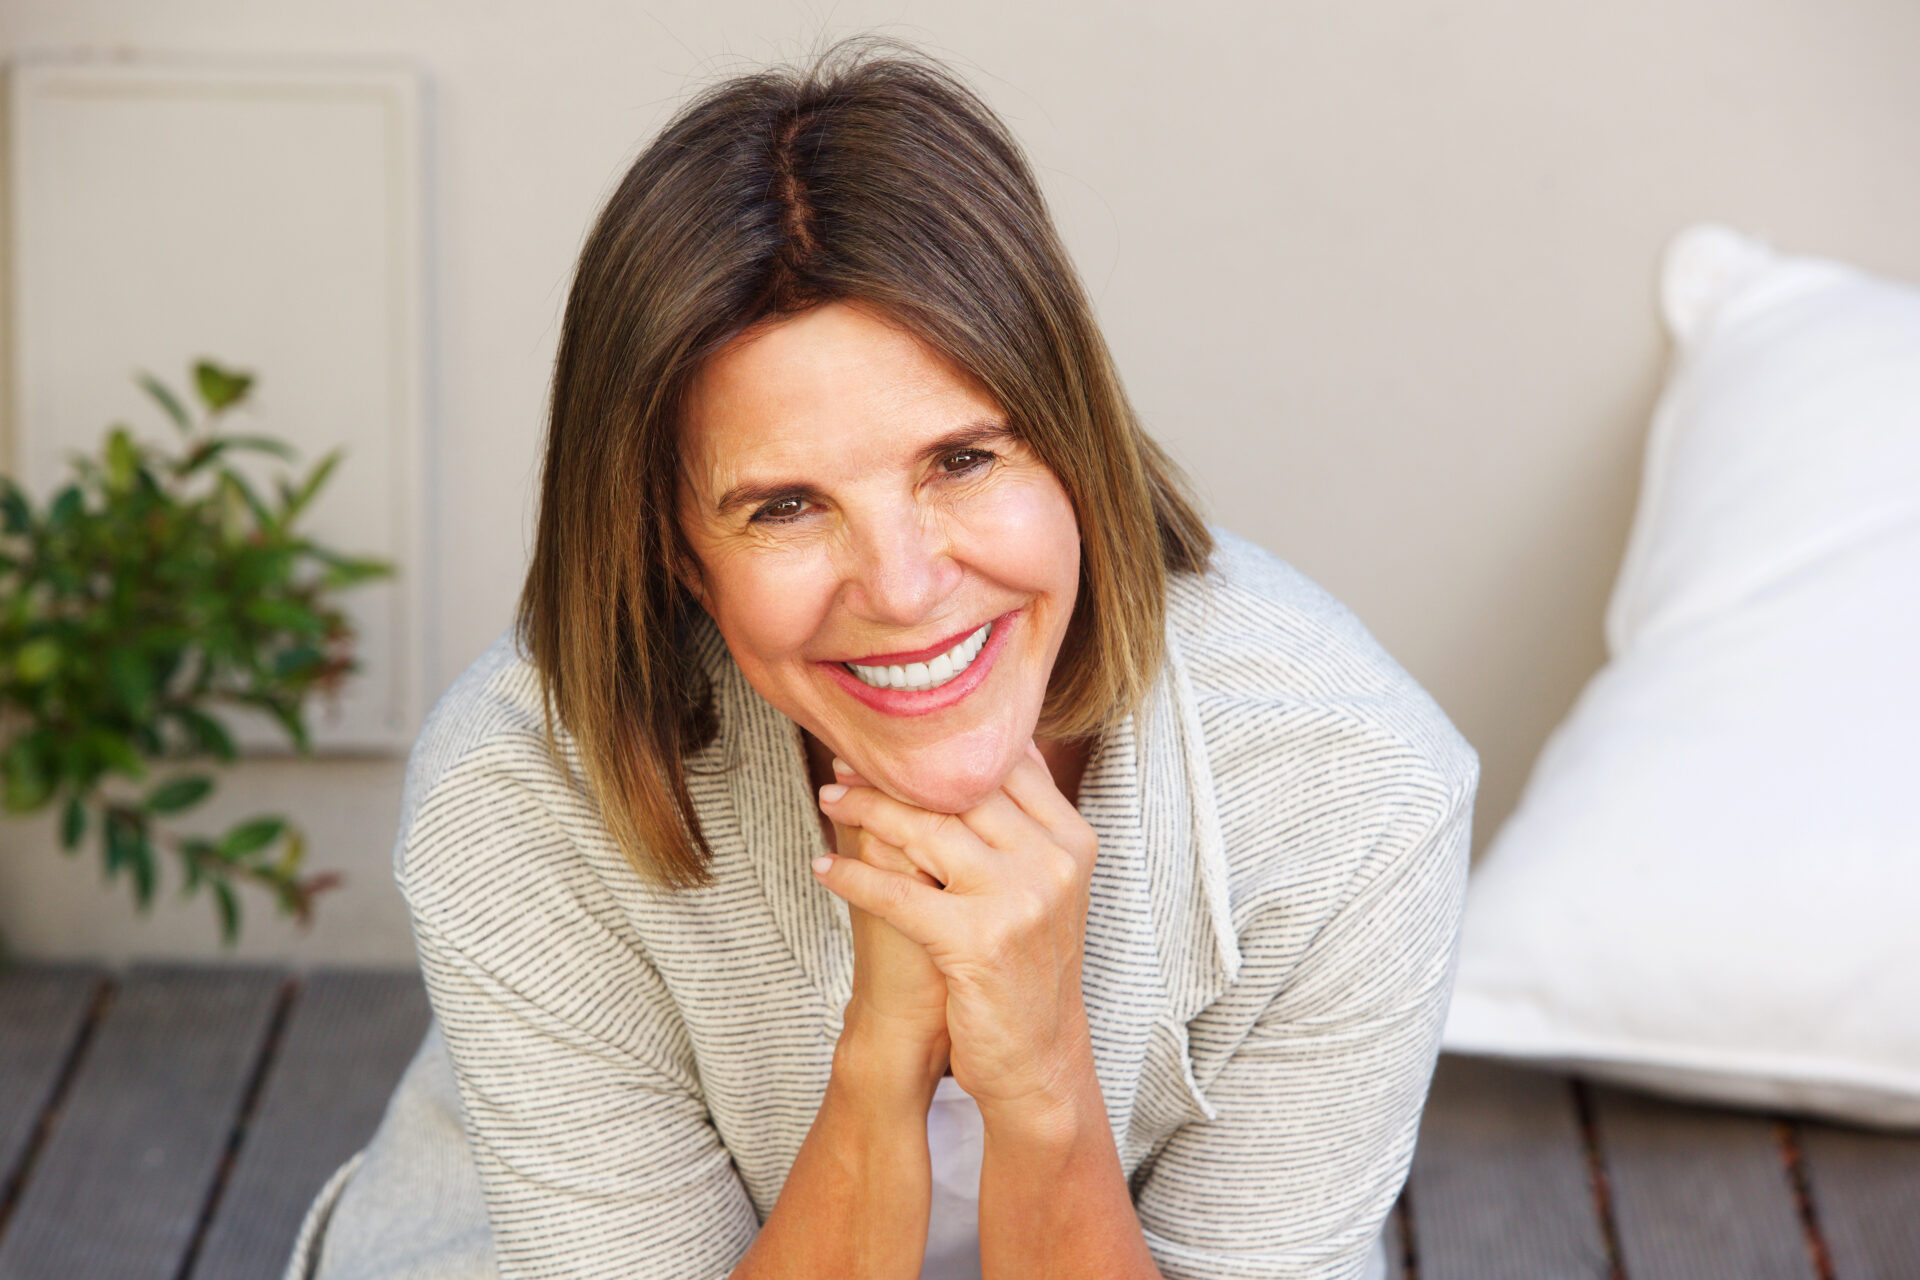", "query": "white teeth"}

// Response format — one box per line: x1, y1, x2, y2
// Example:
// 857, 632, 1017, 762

845, 622, 992, 692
